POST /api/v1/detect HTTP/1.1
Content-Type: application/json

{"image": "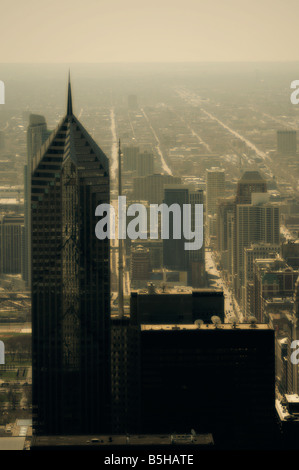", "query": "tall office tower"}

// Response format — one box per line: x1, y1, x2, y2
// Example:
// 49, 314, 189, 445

163, 185, 189, 271
131, 239, 163, 270
189, 189, 205, 286
233, 198, 280, 299
277, 130, 297, 156
216, 197, 235, 271
123, 146, 139, 171
136, 150, 154, 177
31, 78, 110, 435
0, 215, 24, 274
130, 245, 151, 285
253, 258, 299, 322
243, 244, 279, 316
137, 323, 276, 448
133, 173, 181, 205
206, 168, 225, 216
24, 114, 51, 285
236, 170, 267, 204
